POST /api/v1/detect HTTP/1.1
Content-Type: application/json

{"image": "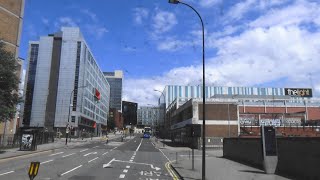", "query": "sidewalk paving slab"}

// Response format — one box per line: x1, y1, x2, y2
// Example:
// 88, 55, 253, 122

171, 151, 291, 180
0, 134, 119, 160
